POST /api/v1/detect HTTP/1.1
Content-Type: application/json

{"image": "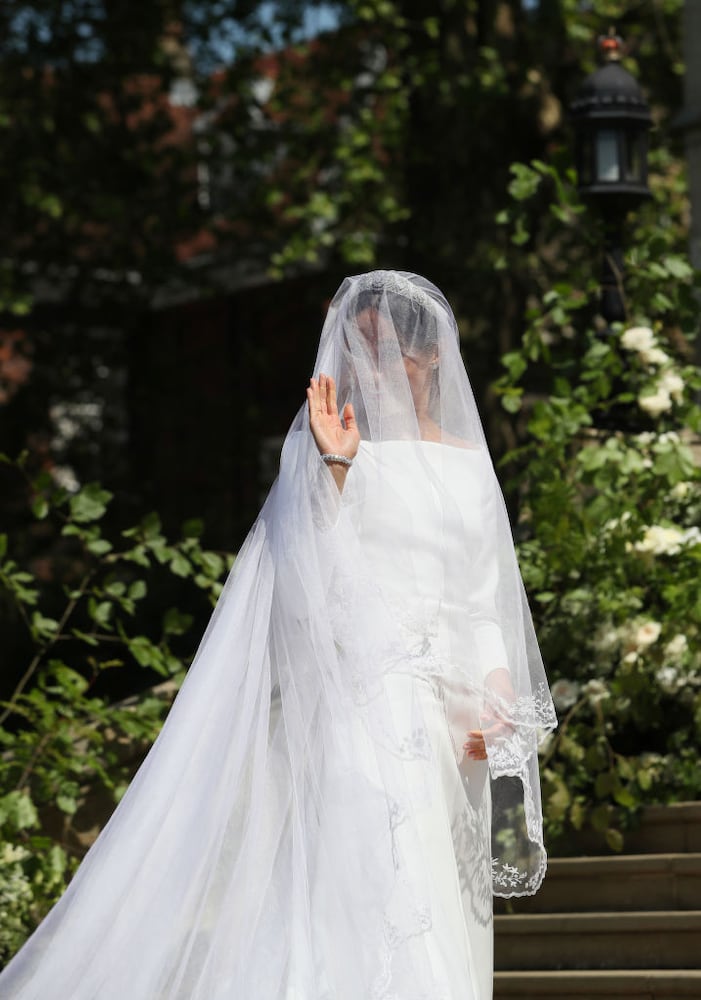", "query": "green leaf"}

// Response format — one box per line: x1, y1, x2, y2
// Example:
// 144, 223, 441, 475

31, 611, 60, 640
590, 804, 612, 832
162, 608, 193, 636
56, 795, 78, 815
141, 512, 162, 540
123, 546, 150, 568
595, 771, 617, 798
127, 636, 164, 671
69, 483, 112, 523
545, 777, 571, 820
511, 216, 530, 246
45, 844, 68, 877
501, 351, 527, 381
423, 16, 439, 39
0, 791, 38, 831
169, 553, 191, 578
605, 827, 624, 852
637, 768, 653, 791
31, 496, 49, 519
150, 540, 173, 564
569, 800, 586, 830
128, 580, 147, 600
88, 599, 112, 628
48, 662, 89, 696
585, 744, 608, 772
508, 162, 542, 202
198, 552, 224, 578
181, 518, 203, 539
663, 255, 693, 280
501, 392, 523, 414
71, 628, 99, 647
86, 538, 113, 556
613, 785, 638, 809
